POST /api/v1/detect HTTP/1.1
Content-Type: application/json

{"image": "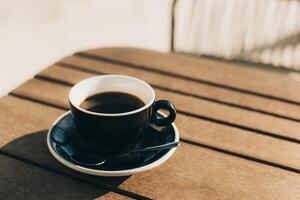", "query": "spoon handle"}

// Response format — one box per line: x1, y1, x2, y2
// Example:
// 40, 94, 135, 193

129, 141, 180, 153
